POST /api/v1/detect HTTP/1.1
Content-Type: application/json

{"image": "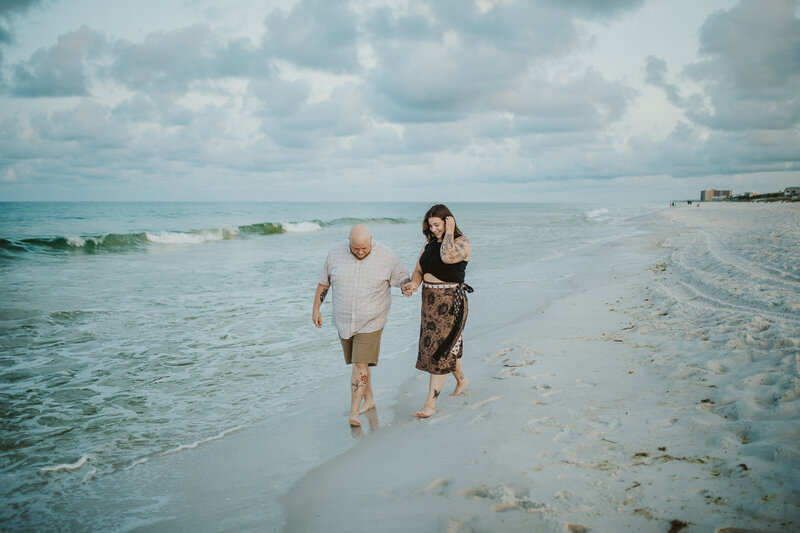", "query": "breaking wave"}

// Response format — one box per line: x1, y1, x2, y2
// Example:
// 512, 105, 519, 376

1, 217, 406, 256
